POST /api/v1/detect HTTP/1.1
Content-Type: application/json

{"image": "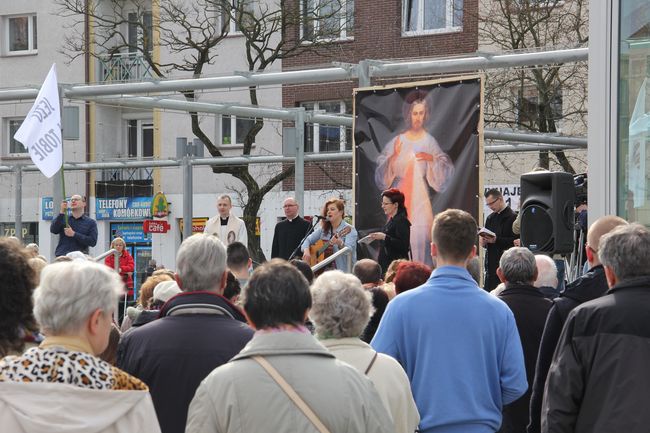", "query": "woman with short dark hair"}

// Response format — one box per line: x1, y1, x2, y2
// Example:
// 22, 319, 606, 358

369, 188, 411, 275
0, 238, 40, 357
